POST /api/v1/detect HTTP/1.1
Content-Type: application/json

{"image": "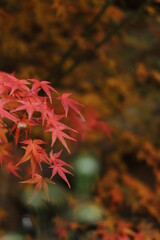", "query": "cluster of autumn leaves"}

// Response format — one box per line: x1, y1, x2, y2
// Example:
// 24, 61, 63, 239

0, 0, 160, 238
0, 71, 86, 201
0, 70, 112, 203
